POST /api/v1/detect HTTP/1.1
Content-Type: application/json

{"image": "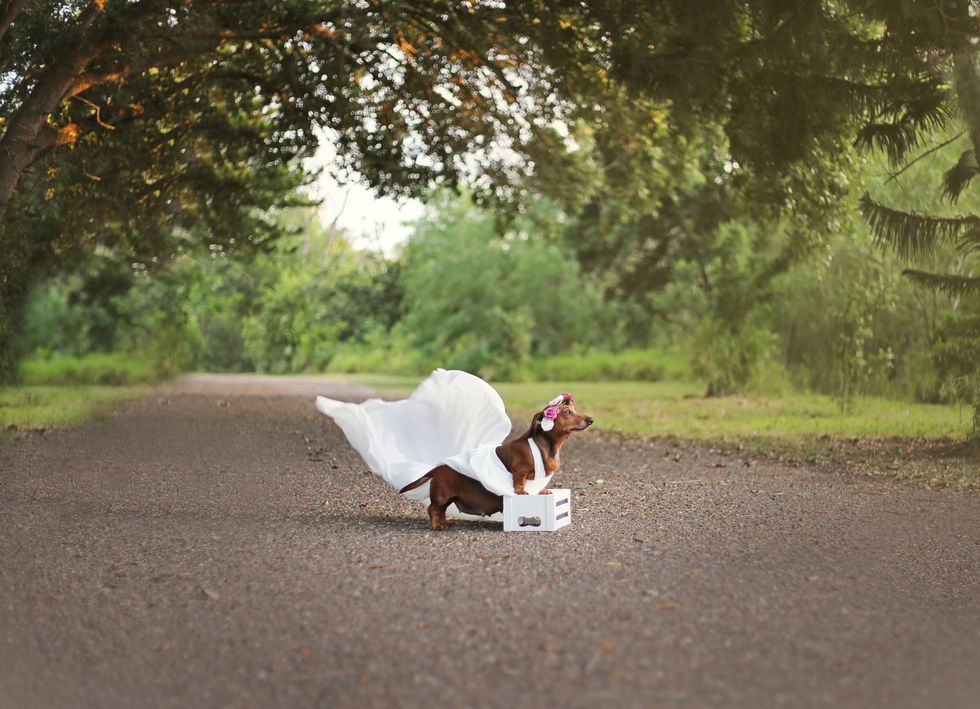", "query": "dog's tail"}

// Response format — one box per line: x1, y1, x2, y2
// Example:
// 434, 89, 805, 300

399, 471, 434, 494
